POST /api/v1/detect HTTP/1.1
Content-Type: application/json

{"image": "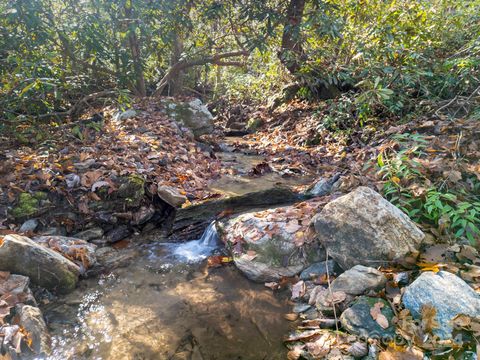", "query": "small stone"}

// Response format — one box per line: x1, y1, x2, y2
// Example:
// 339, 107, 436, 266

330, 265, 387, 296
340, 297, 396, 339
300, 260, 341, 281
20, 219, 39, 233
157, 186, 187, 207
347, 342, 368, 358
402, 271, 480, 339
305, 173, 341, 197
73, 158, 96, 170
293, 303, 312, 313
73, 227, 104, 241
106, 225, 132, 243
113, 109, 137, 121
65, 173, 80, 188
